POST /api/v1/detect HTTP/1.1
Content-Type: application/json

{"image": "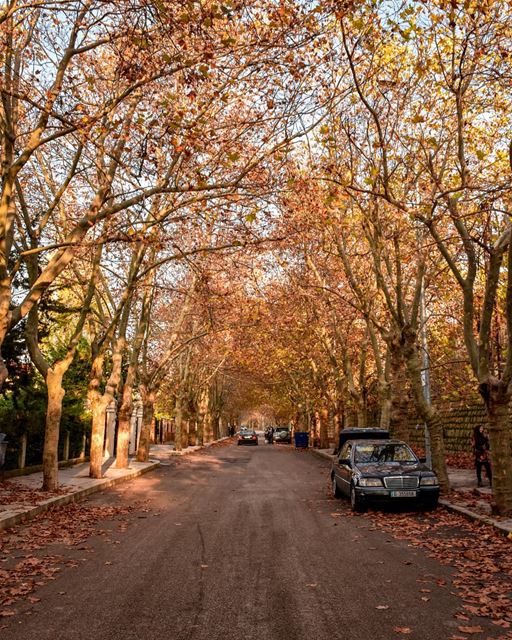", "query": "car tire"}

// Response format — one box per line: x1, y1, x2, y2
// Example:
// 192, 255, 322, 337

332, 475, 341, 498
350, 484, 366, 513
